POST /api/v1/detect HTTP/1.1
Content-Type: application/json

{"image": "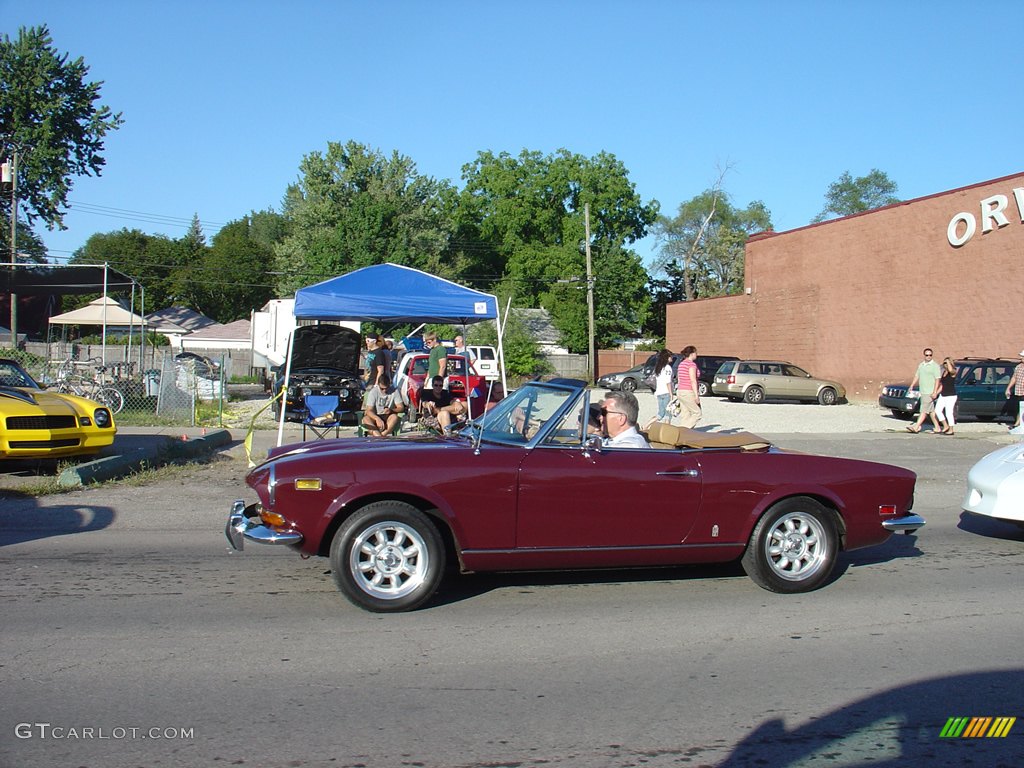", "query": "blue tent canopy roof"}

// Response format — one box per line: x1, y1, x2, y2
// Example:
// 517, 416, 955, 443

293, 263, 498, 324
